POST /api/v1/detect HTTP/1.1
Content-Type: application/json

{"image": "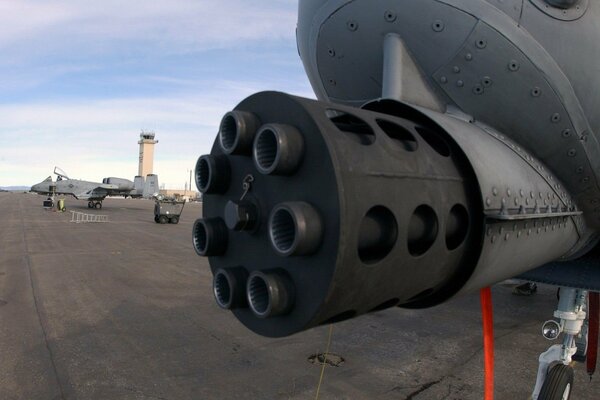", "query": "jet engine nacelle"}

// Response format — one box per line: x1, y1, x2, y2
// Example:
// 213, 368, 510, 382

102, 177, 134, 191
194, 92, 585, 337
